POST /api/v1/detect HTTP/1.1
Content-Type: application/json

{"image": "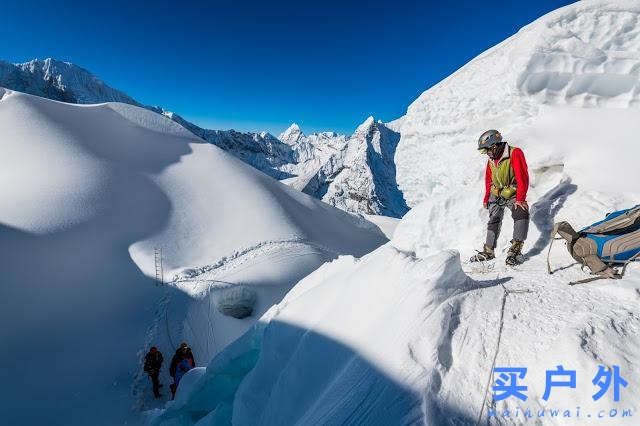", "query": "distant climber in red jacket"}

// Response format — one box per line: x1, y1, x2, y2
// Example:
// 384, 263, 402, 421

470, 130, 530, 266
